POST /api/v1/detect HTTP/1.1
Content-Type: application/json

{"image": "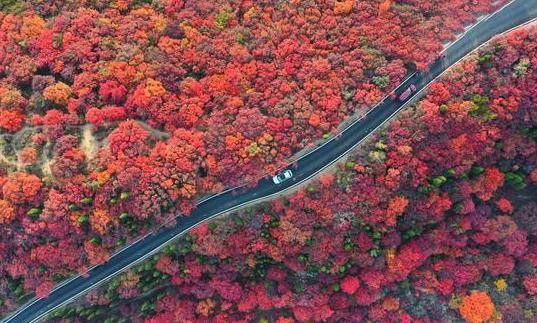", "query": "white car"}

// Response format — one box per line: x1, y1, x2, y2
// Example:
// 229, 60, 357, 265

272, 169, 293, 184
